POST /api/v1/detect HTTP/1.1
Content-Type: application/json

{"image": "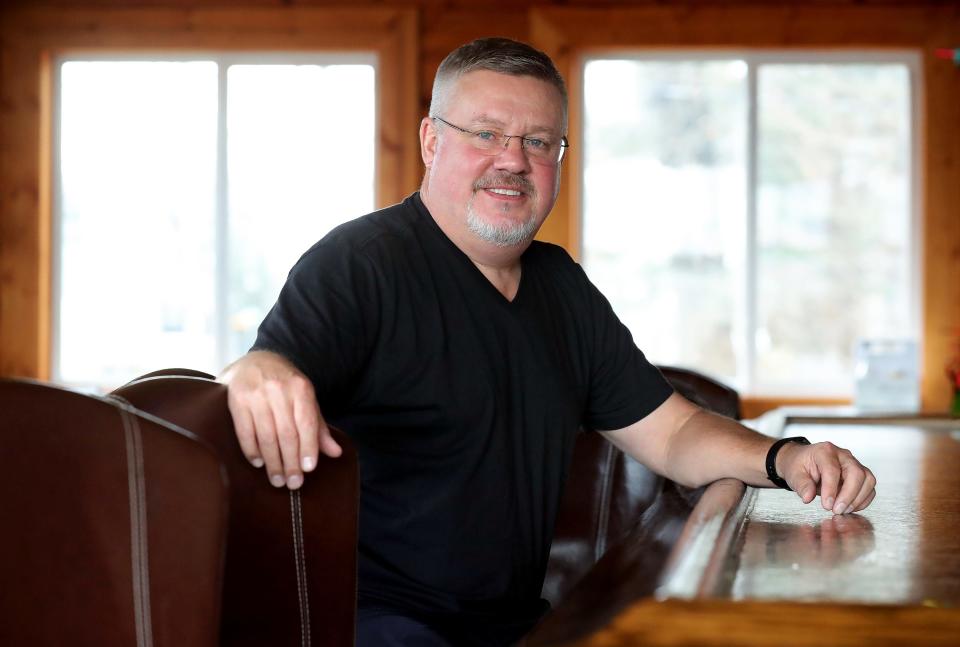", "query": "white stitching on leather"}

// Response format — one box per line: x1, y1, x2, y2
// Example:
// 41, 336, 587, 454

595, 442, 615, 561
290, 490, 311, 647
118, 403, 153, 647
